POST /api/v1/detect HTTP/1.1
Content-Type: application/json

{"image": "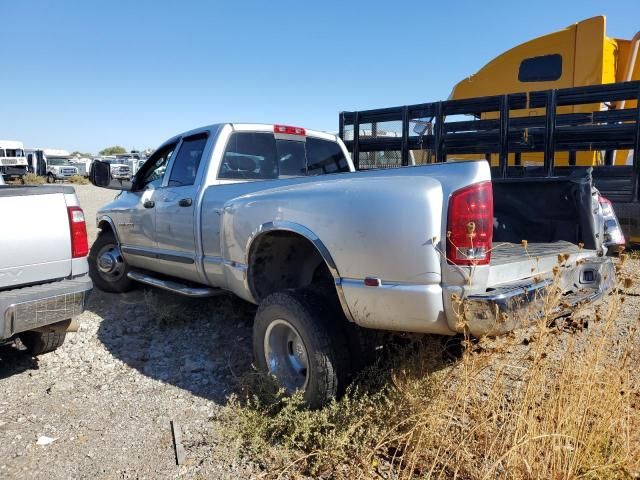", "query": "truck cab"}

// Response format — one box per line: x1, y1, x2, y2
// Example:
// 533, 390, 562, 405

450, 16, 639, 167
